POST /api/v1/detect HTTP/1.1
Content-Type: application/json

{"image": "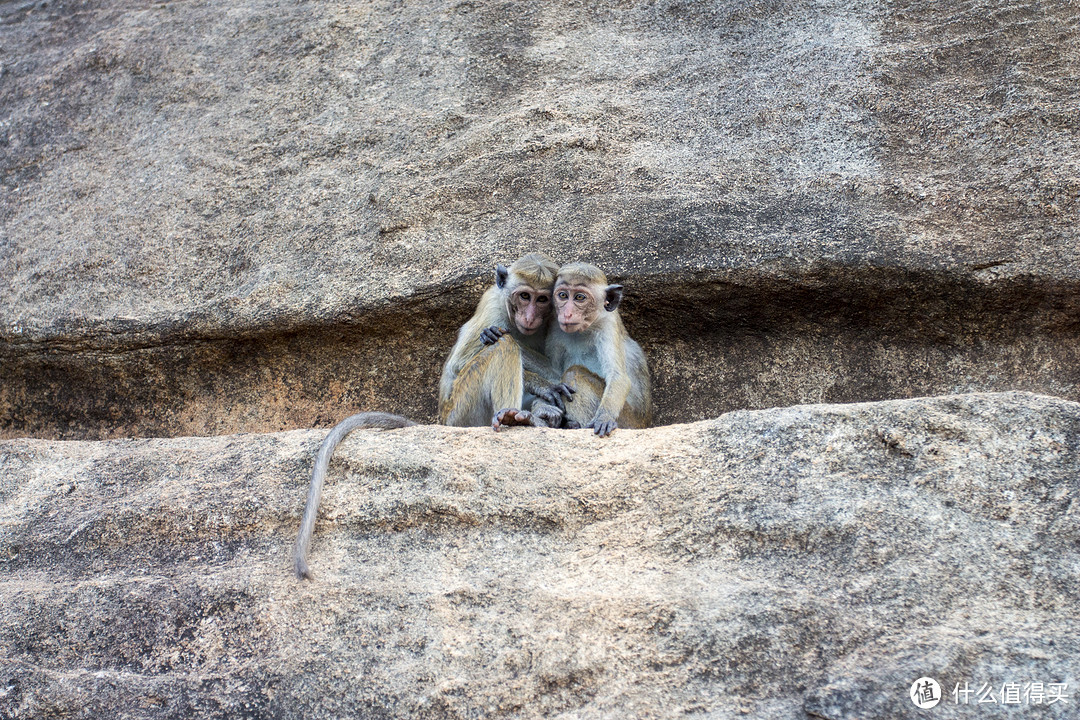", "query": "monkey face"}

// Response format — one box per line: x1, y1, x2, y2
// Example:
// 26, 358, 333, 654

509, 285, 552, 335
554, 283, 600, 333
